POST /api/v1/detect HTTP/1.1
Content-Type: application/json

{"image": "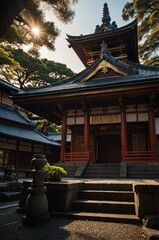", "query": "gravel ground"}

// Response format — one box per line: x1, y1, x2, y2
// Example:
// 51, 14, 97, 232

0, 207, 145, 240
